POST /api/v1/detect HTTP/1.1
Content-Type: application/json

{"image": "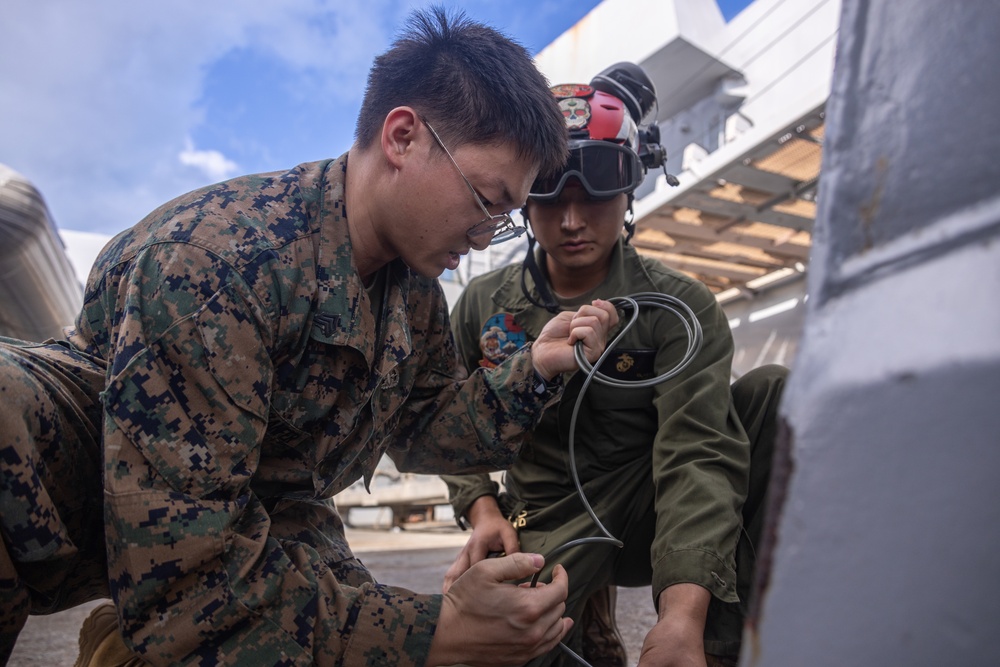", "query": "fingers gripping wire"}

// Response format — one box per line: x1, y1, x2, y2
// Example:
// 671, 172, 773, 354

573, 294, 704, 389
529, 293, 704, 666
